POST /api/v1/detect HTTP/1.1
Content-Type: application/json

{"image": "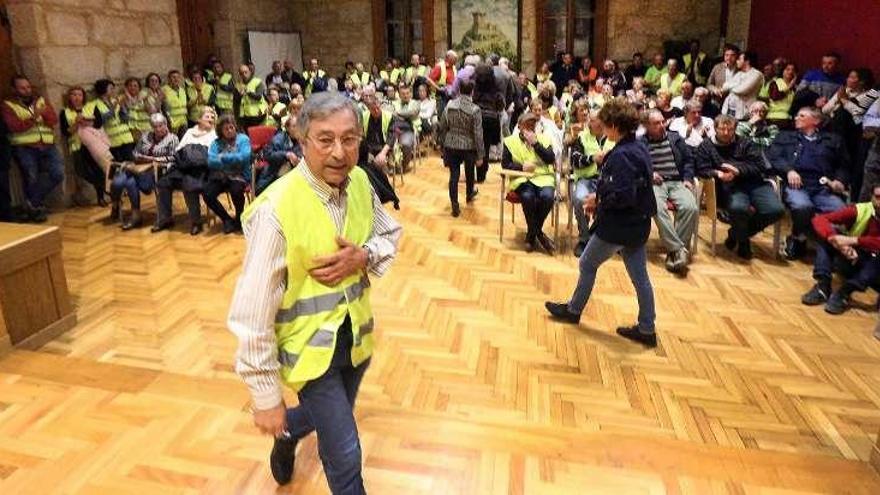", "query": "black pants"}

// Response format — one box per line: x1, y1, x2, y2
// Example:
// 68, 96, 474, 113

157, 182, 202, 225
110, 143, 135, 163
0, 143, 11, 221
73, 150, 106, 201
479, 113, 501, 182
445, 148, 476, 206
203, 176, 246, 224
516, 182, 555, 241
